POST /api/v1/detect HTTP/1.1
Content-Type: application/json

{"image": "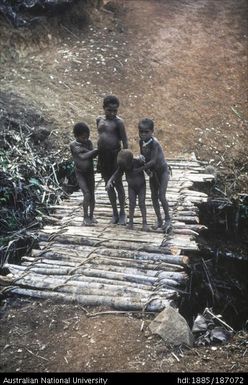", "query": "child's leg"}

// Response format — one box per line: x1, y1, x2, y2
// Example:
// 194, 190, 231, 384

88, 172, 97, 223
158, 170, 170, 220
76, 172, 91, 225
138, 186, 148, 231
115, 177, 126, 225
150, 177, 163, 228
104, 176, 119, 224
158, 169, 171, 231
127, 186, 136, 229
